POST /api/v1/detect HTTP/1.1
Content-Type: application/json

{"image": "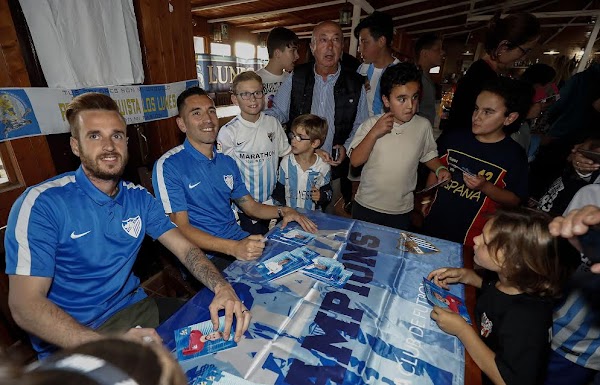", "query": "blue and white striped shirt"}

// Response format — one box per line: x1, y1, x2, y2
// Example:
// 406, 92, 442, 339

551, 184, 600, 369
278, 154, 331, 210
